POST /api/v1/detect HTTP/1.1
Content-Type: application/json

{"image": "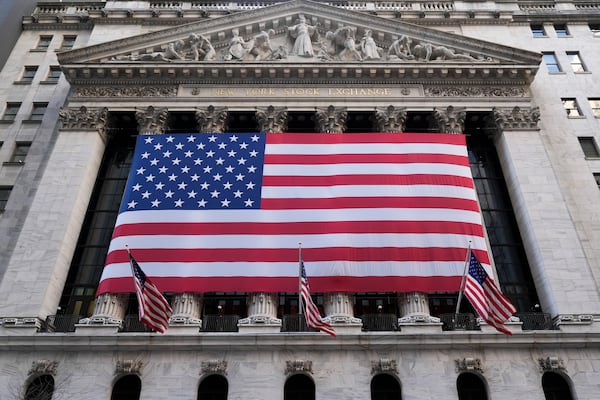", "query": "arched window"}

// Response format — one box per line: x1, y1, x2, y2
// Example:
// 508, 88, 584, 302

284, 374, 315, 400
111, 374, 141, 400
371, 373, 402, 400
542, 371, 574, 400
25, 374, 54, 400
198, 374, 228, 400
457, 372, 488, 400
